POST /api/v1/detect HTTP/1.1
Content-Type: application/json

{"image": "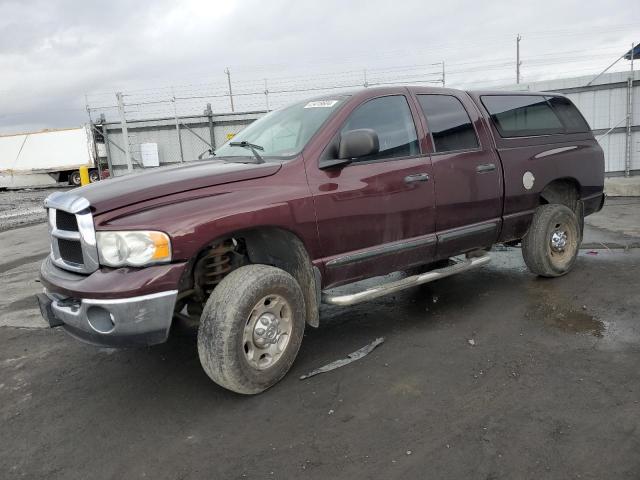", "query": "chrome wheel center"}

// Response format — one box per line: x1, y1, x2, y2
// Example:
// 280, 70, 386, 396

243, 294, 293, 370
253, 313, 280, 347
550, 230, 568, 252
